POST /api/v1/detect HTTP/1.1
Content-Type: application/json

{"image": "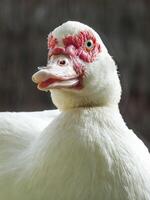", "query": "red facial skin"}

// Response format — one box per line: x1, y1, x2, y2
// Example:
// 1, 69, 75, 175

48, 34, 58, 49
63, 31, 100, 63
47, 31, 101, 89
48, 31, 100, 61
